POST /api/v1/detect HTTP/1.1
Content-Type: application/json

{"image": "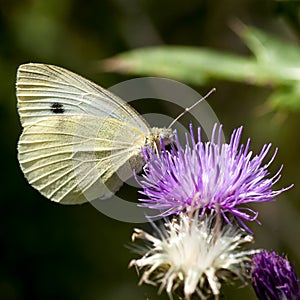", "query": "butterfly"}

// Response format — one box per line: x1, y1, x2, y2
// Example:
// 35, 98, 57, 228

17, 63, 174, 204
